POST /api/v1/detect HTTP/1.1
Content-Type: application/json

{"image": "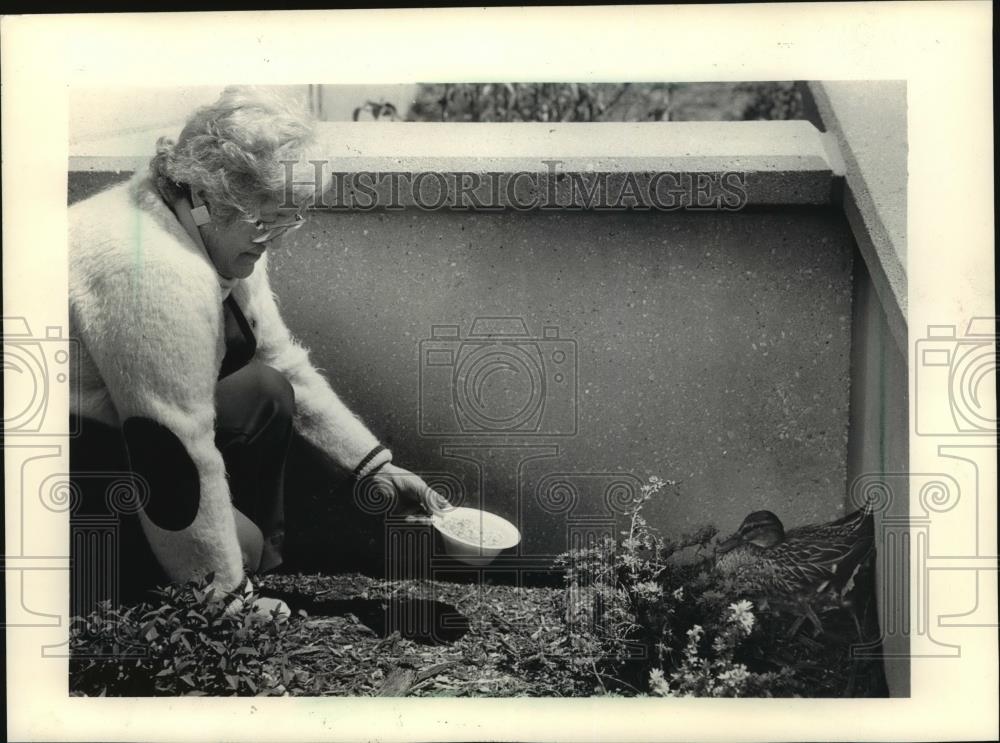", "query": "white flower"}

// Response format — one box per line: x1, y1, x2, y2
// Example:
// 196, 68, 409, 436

648, 669, 673, 697
728, 600, 755, 633
685, 624, 704, 654
672, 587, 684, 600
730, 599, 753, 614
716, 664, 750, 688
633, 581, 663, 599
